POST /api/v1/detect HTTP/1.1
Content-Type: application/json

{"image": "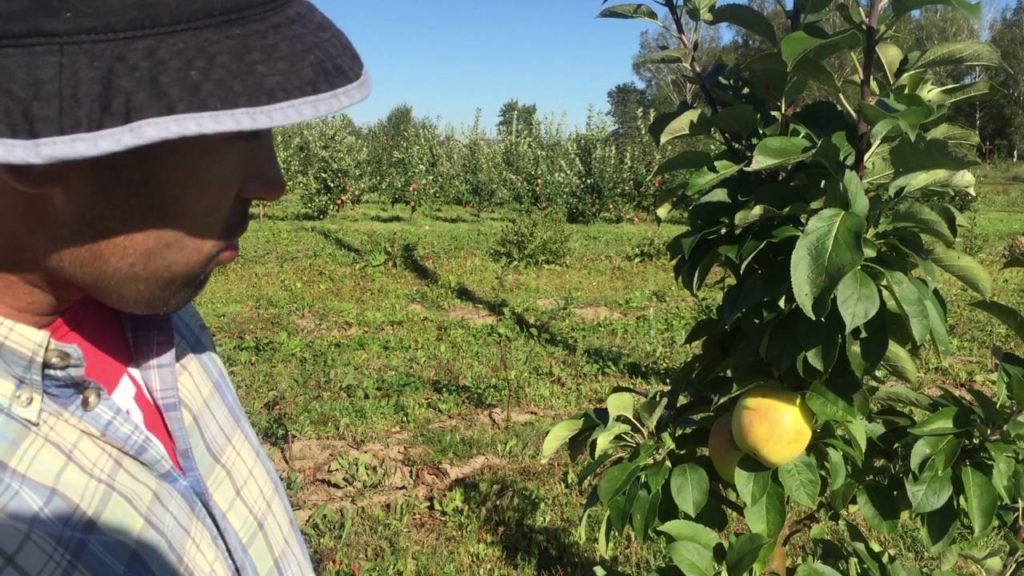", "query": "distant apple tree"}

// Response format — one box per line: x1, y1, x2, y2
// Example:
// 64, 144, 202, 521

545, 0, 1024, 574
